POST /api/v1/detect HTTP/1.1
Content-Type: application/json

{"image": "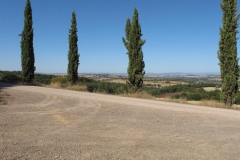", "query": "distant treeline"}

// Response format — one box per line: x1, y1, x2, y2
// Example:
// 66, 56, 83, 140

1, 70, 240, 104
